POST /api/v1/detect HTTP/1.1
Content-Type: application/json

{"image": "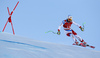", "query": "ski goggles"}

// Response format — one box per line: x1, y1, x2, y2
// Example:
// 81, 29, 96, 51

68, 18, 72, 21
